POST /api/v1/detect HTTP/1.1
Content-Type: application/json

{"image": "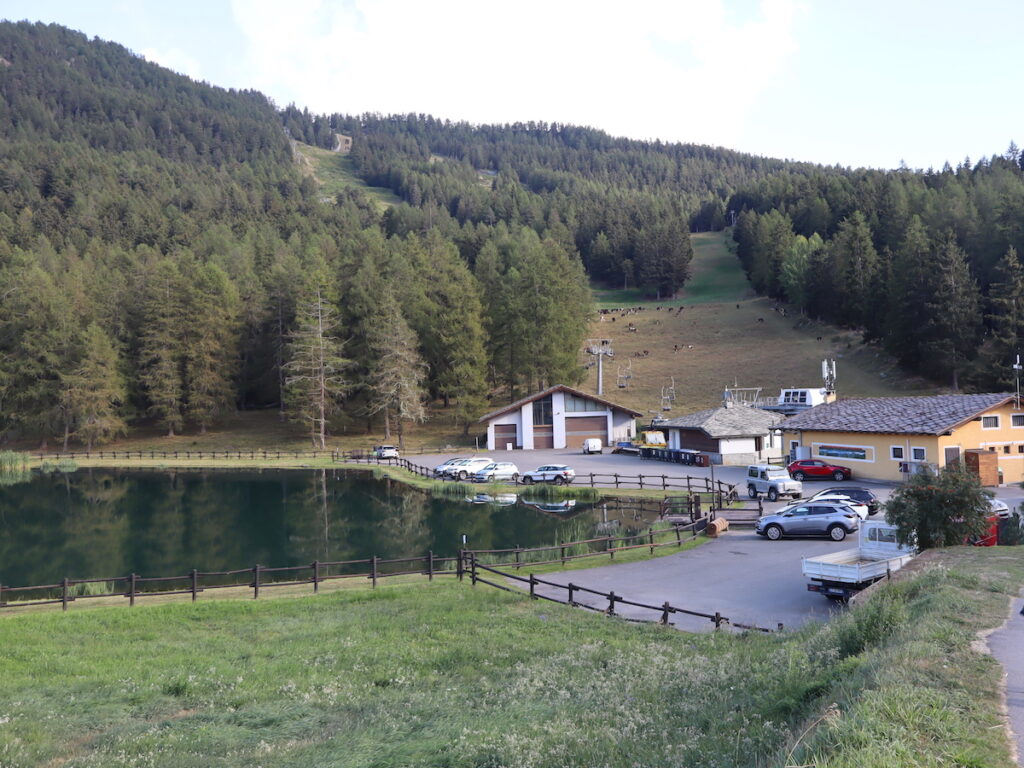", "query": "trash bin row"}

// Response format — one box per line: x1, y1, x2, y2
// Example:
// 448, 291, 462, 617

639, 447, 710, 467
